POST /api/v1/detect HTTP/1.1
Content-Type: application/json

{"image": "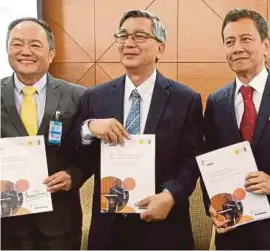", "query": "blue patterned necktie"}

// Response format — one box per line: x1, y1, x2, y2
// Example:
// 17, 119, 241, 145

125, 89, 141, 134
